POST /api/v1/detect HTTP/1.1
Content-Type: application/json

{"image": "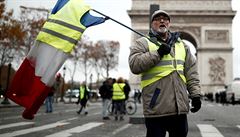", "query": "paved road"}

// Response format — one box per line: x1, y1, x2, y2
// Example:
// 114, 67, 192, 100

0, 99, 240, 137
